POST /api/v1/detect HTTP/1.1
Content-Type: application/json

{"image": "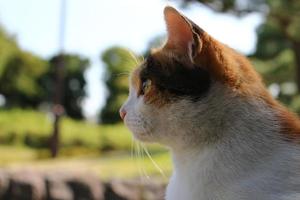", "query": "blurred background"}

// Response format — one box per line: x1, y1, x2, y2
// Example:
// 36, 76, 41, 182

0, 0, 299, 199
